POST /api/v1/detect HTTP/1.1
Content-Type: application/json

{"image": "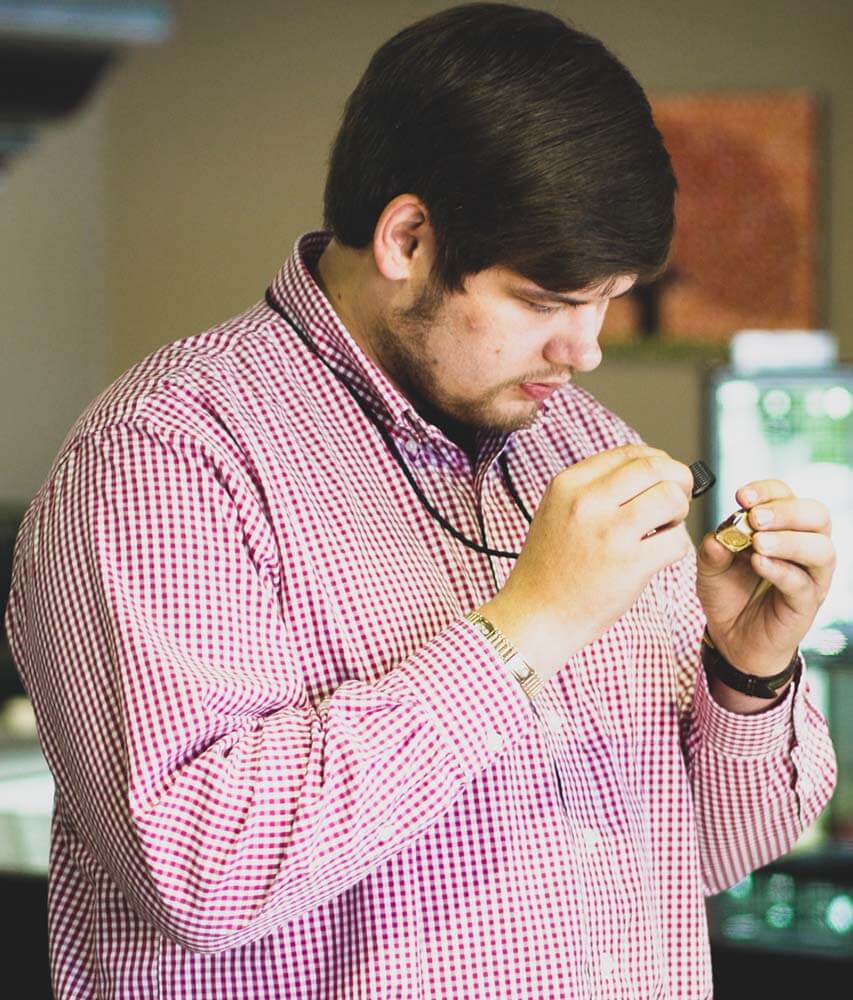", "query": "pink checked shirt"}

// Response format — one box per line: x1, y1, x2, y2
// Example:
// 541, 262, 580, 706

6, 232, 836, 999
